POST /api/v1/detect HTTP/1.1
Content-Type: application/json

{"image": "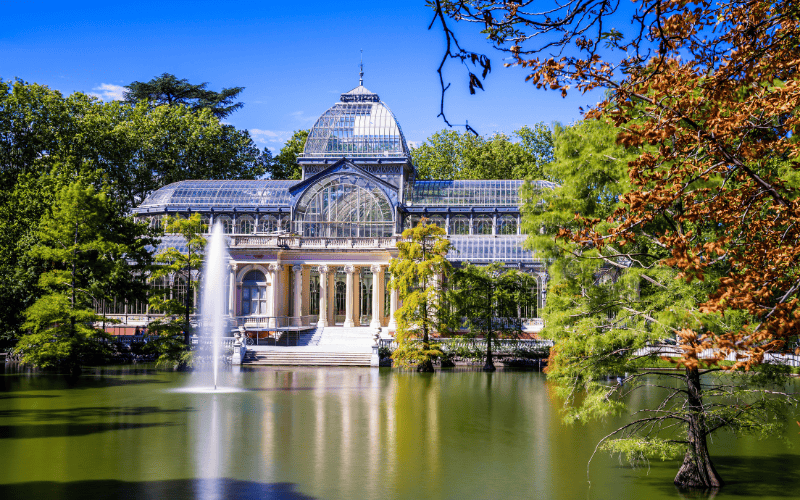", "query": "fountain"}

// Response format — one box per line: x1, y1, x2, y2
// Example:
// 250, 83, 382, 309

200, 222, 230, 391
169, 222, 243, 394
